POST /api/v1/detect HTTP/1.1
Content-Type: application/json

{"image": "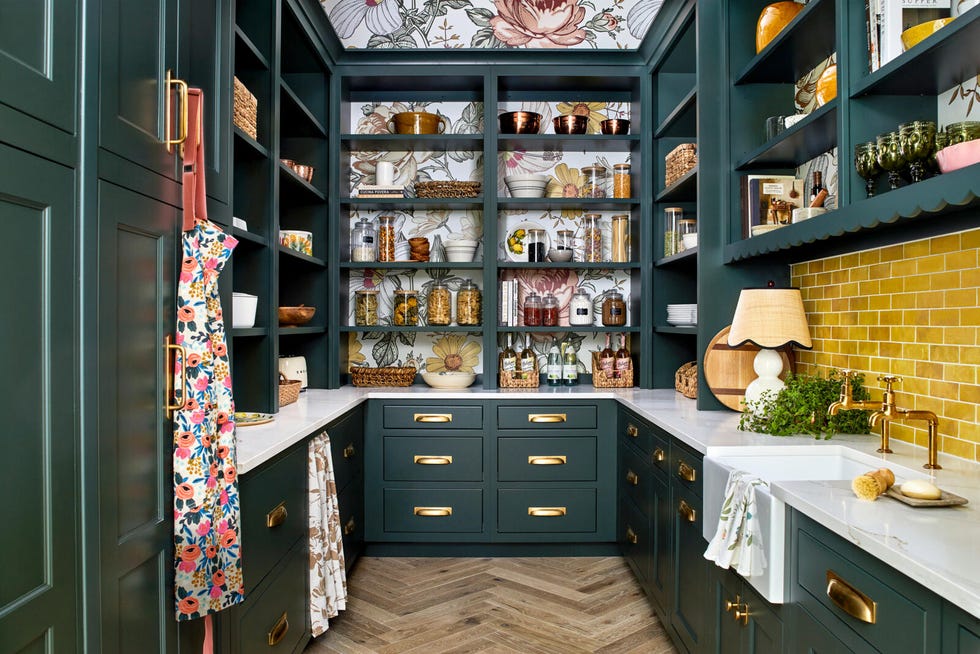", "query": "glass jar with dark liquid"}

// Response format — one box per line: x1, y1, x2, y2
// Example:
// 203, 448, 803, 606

526, 228, 547, 262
